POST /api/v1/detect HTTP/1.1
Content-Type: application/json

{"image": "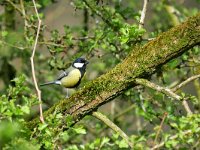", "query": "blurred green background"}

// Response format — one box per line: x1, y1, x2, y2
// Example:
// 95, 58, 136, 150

0, 0, 200, 149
